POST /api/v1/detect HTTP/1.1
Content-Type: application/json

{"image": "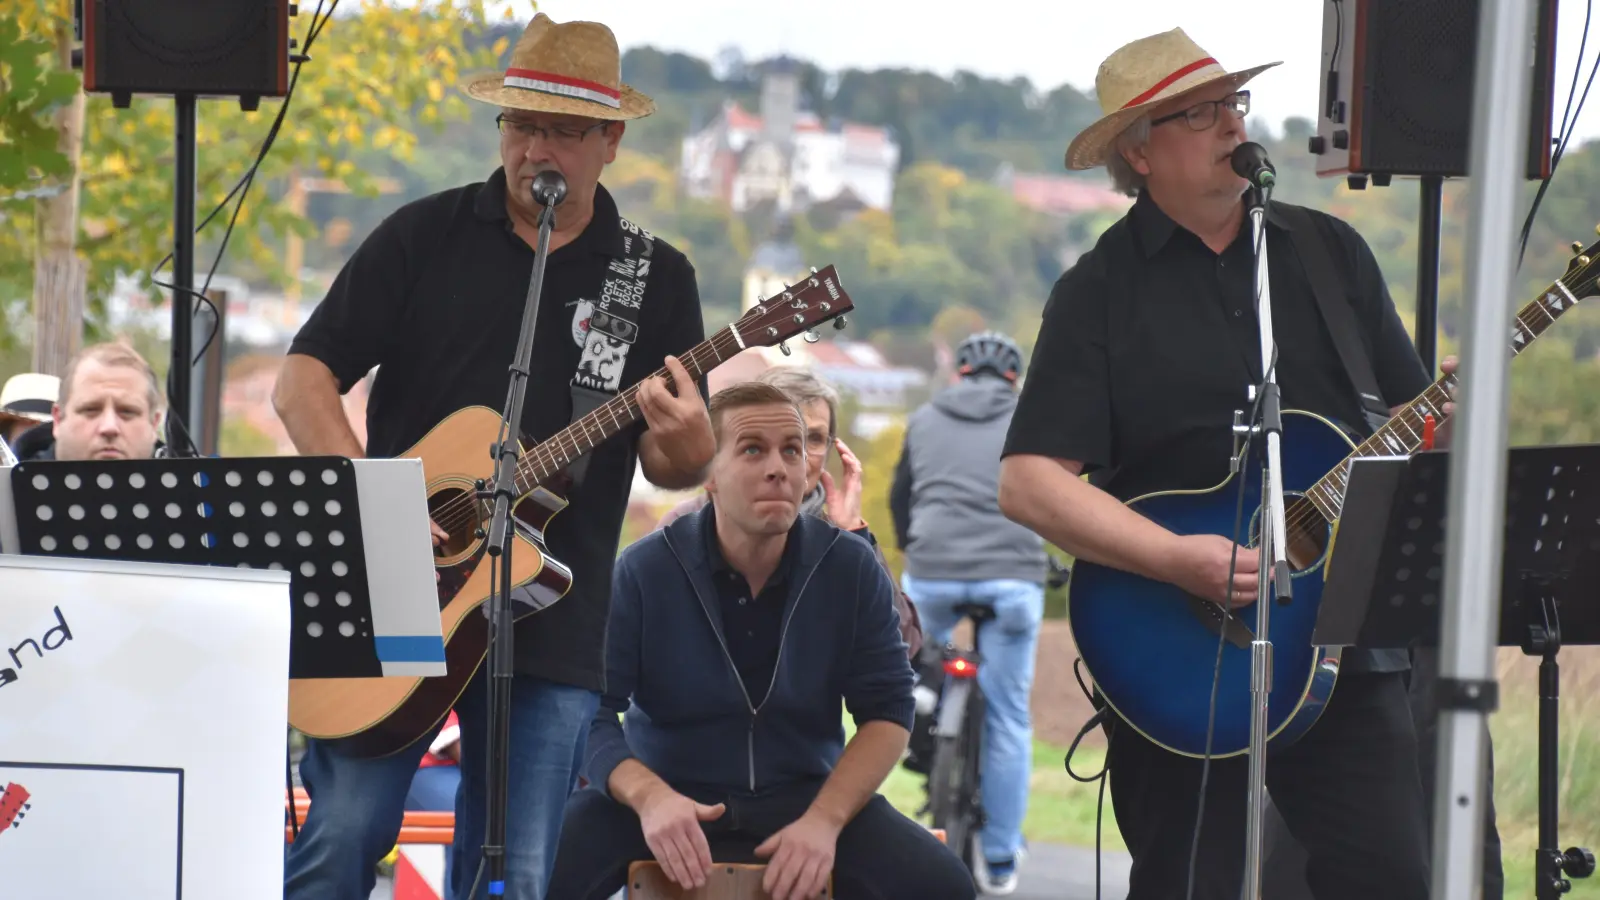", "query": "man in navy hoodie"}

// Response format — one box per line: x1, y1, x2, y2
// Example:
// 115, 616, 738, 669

547, 381, 974, 900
